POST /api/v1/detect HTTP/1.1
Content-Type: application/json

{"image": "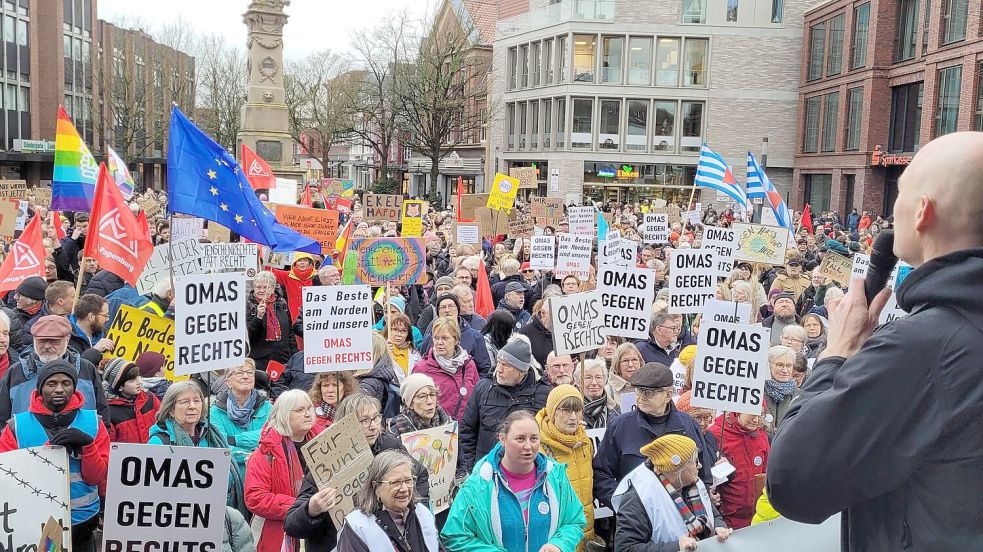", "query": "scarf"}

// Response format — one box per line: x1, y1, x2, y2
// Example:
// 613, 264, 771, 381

583, 394, 610, 429
657, 471, 708, 538
316, 402, 336, 424
389, 343, 410, 375
226, 390, 259, 428
395, 405, 452, 433
765, 378, 798, 404
537, 409, 588, 452
0, 352, 10, 380
290, 265, 314, 282
434, 345, 469, 376
21, 303, 42, 317
261, 295, 281, 342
